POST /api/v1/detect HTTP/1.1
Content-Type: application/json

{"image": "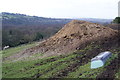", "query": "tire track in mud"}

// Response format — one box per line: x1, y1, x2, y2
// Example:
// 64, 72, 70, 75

34, 55, 70, 66
21, 55, 71, 74
33, 55, 78, 78
50, 48, 101, 78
